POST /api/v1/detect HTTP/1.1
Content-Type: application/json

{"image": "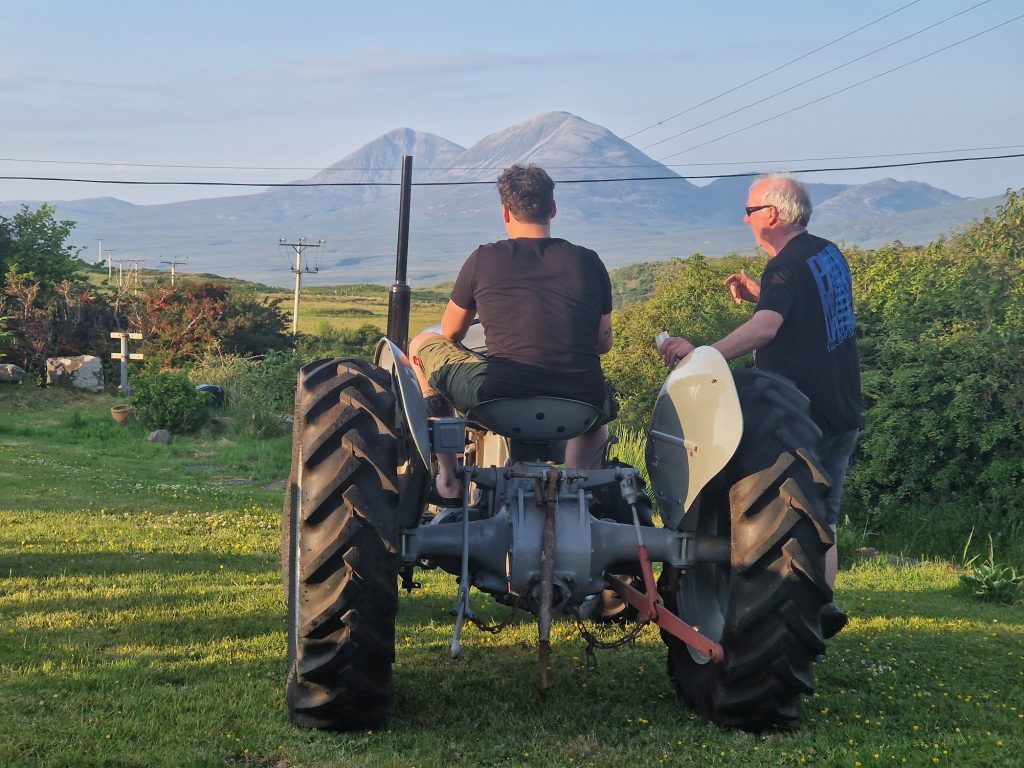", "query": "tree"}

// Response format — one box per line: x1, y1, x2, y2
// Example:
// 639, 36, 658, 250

124, 282, 292, 368
0, 271, 116, 380
0, 204, 82, 285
